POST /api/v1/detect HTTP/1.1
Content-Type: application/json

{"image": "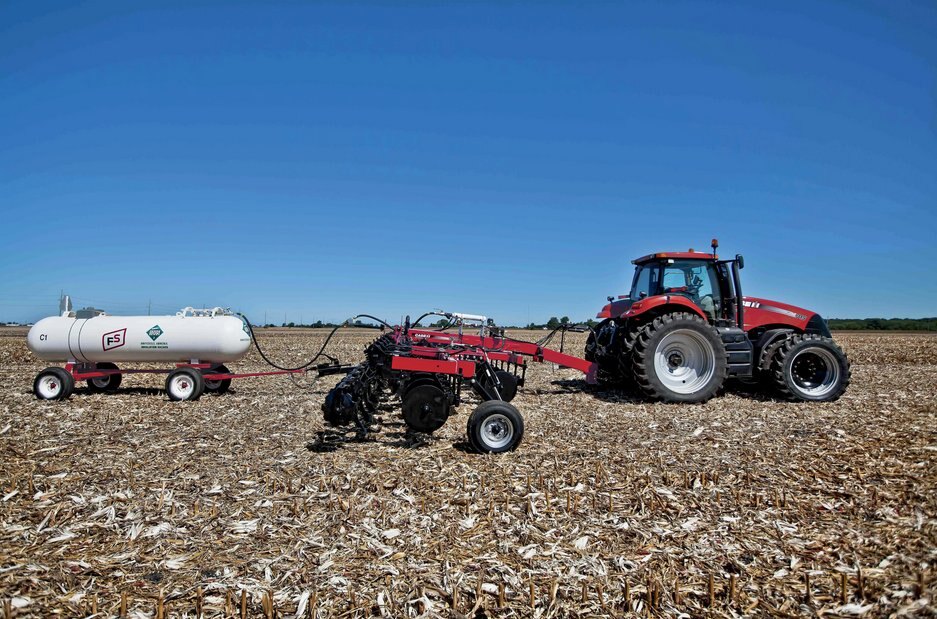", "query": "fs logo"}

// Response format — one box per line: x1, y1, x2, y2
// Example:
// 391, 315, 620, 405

102, 328, 127, 351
